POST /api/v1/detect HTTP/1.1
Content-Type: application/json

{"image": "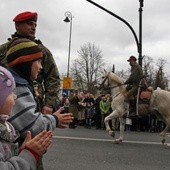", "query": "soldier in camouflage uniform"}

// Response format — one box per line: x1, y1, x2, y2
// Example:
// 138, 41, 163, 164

0, 11, 60, 114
